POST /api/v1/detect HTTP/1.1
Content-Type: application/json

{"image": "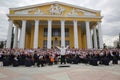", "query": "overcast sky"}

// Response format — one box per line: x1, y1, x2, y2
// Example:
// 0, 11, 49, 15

0, 0, 120, 46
